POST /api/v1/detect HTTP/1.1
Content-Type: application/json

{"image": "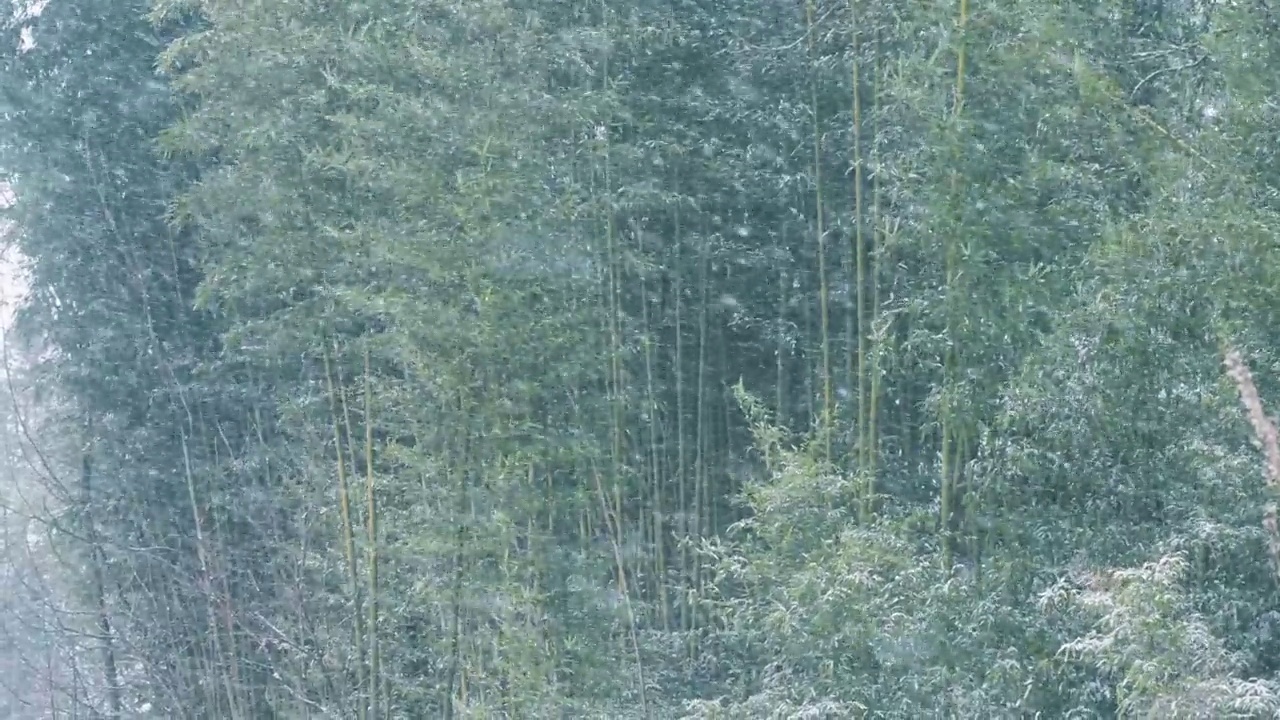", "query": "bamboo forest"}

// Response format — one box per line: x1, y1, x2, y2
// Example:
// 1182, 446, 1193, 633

8, 0, 1280, 717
